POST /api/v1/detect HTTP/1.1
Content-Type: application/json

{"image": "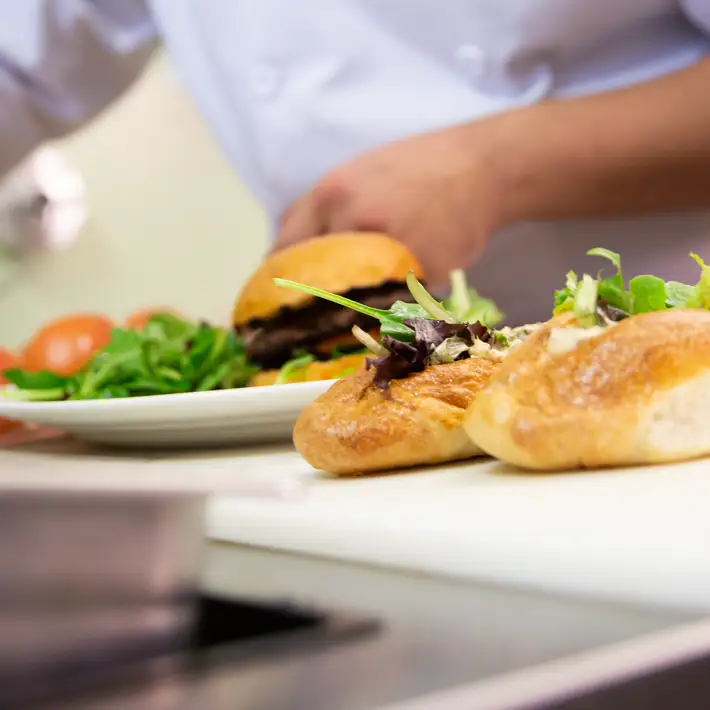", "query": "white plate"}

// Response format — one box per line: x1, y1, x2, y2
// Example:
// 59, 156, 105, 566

0, 381, 336, 448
